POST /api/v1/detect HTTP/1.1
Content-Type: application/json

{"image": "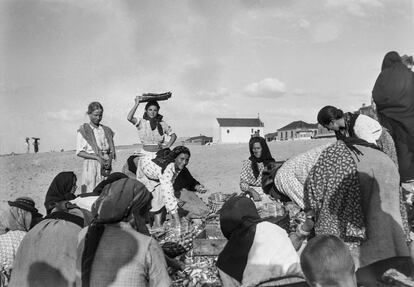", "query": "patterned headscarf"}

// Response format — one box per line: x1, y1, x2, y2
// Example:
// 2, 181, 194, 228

0, 207, 32, 235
